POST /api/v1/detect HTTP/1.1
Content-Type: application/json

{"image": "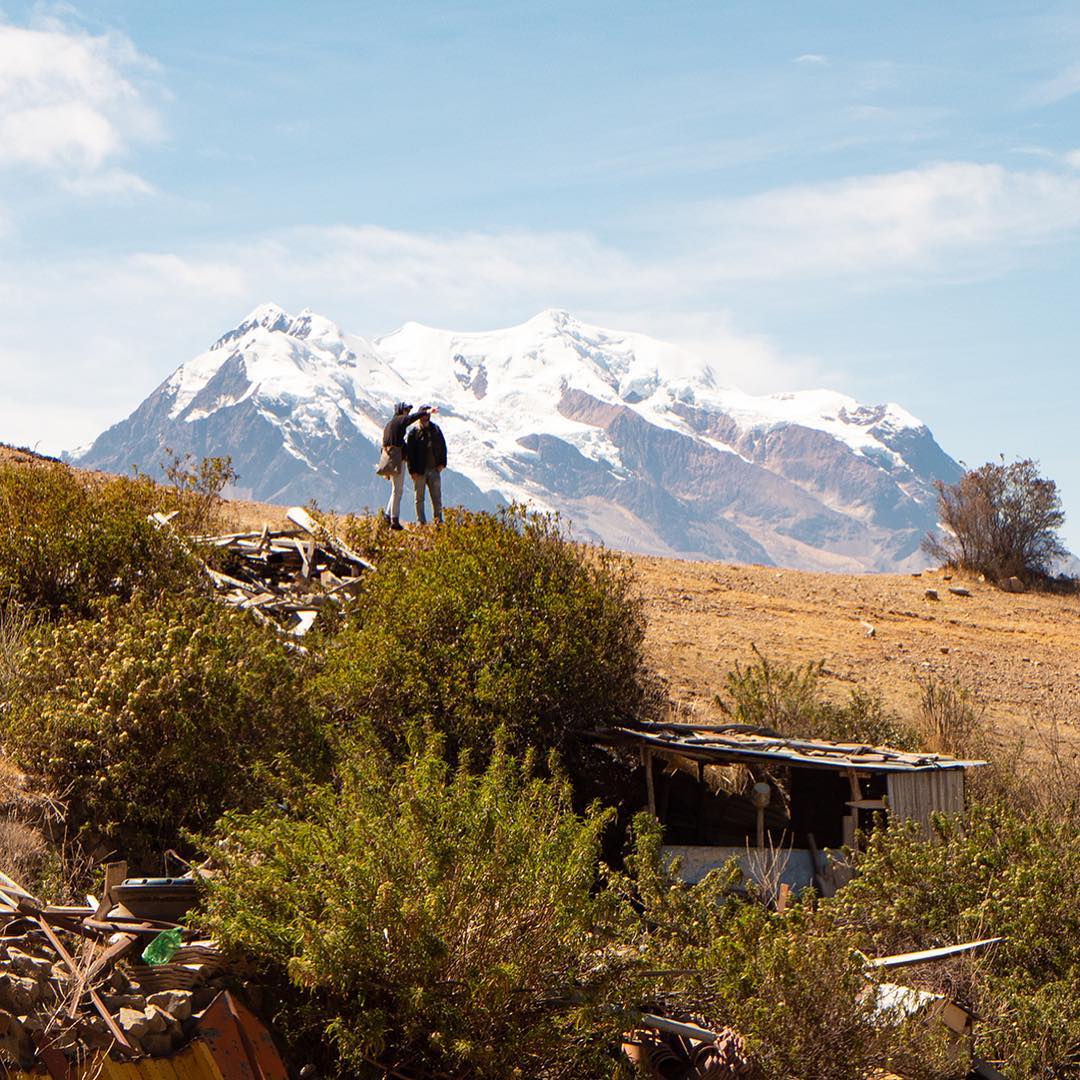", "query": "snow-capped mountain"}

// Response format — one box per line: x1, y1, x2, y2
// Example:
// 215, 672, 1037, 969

76, 303, 962, 572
